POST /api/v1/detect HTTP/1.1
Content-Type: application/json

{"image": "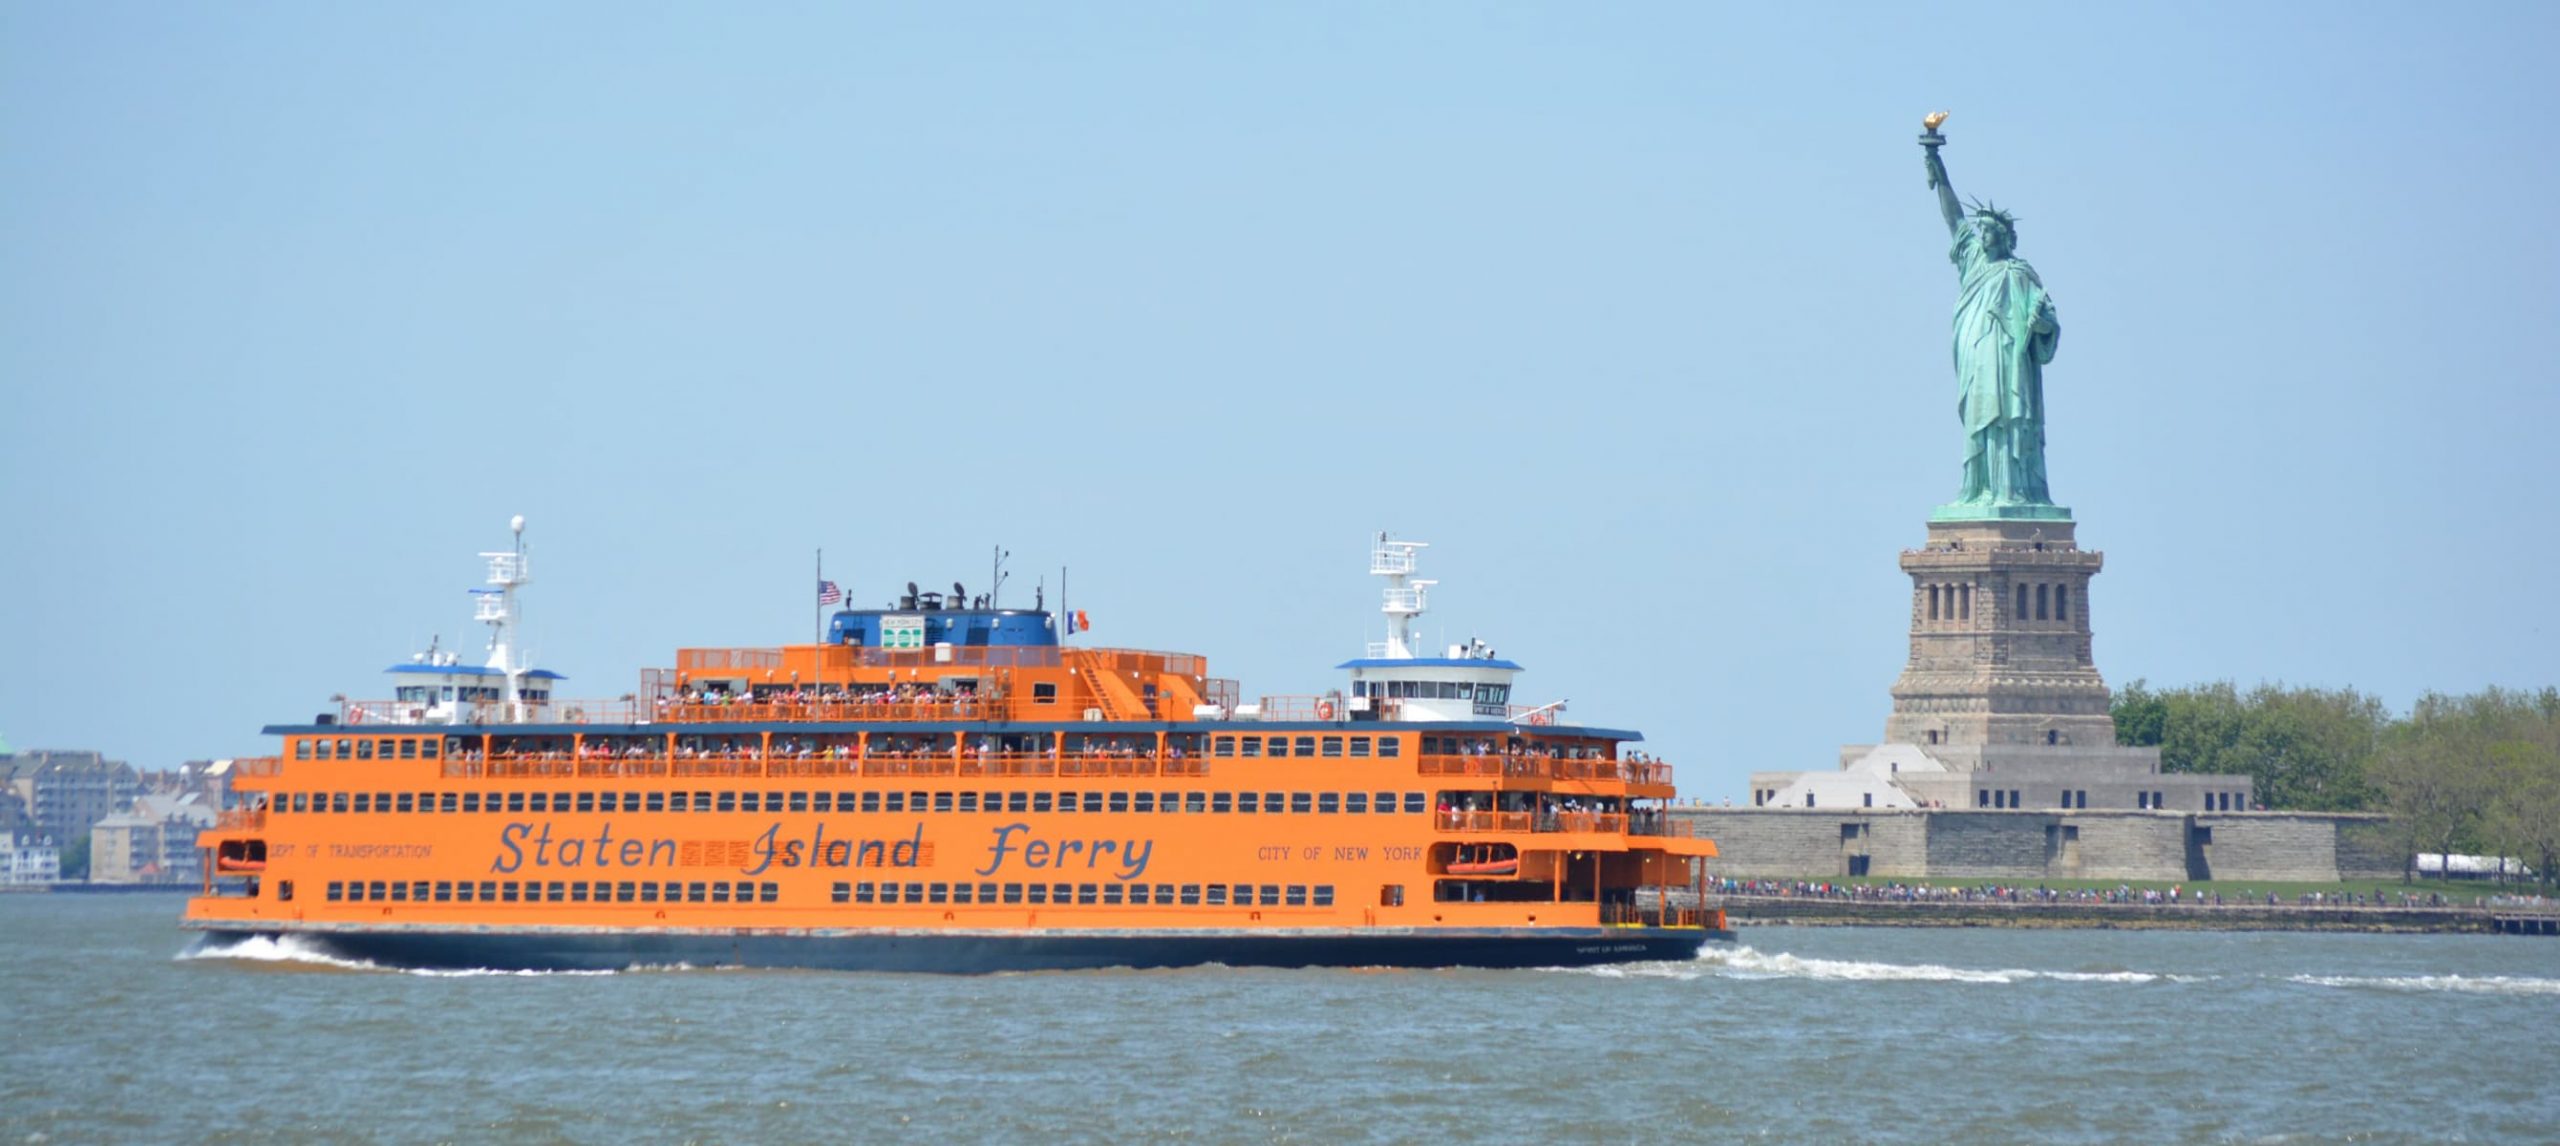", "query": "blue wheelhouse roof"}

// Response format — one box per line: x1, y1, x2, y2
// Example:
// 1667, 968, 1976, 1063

383, 665, 567, 680
1334, 657, 1523, 671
